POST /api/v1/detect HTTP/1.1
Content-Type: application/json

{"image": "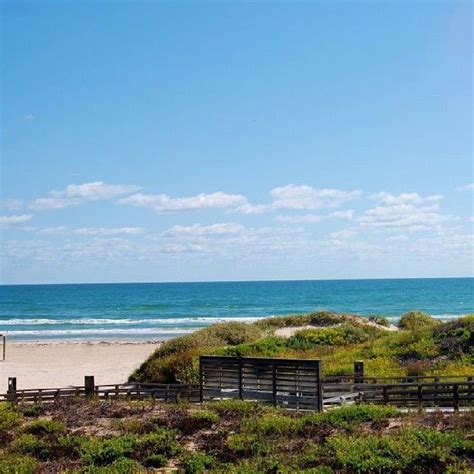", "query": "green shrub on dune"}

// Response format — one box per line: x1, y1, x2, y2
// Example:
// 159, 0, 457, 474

398, 310, 440, 331
131, 310, 472, 383
130, 322, 262, 383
